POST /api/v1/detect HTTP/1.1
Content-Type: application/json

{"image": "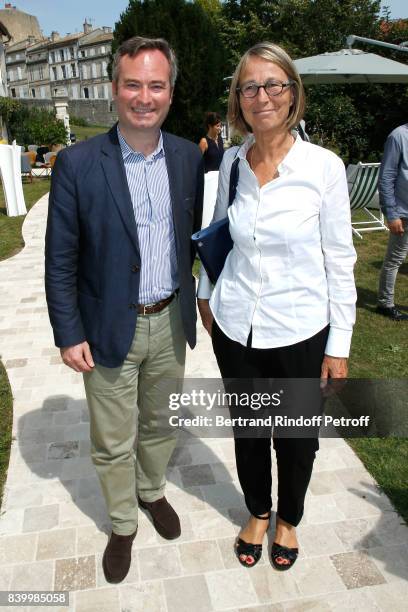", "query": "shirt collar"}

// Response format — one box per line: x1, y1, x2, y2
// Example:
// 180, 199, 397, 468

237, 130, 304, 174
117, 125, 164, 162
